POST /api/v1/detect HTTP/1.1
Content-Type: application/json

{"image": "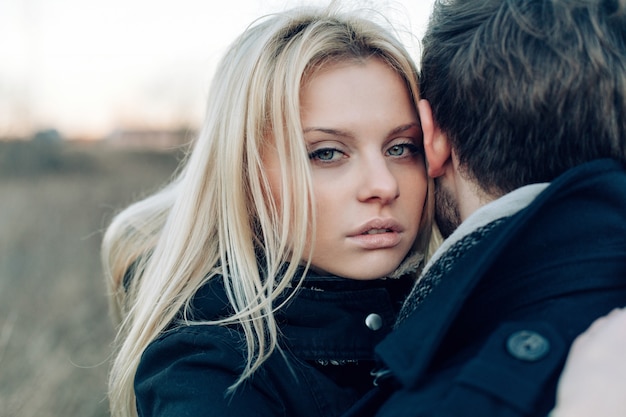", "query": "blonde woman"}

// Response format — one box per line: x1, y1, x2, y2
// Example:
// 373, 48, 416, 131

103, 5, 435, 417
